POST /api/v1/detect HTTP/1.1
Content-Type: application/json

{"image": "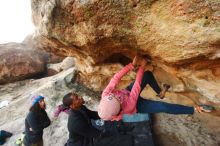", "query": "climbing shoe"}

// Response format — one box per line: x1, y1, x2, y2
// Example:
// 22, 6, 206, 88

195, 105, 215, 113
157, 84, 170, 99
200, 105, 215, 112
